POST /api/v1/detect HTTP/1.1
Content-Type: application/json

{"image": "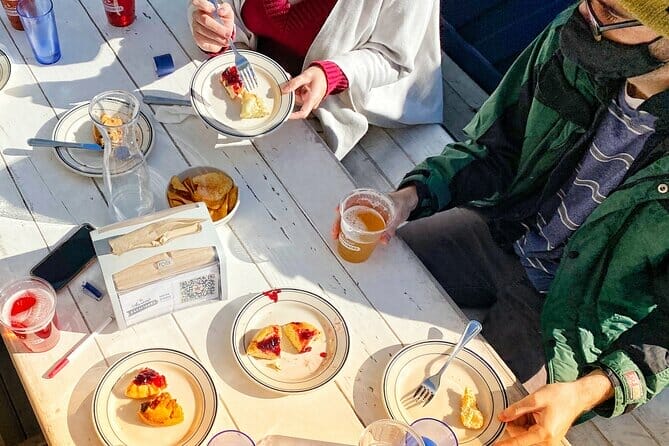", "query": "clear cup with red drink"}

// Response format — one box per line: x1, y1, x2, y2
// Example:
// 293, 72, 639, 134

1, 0, 24, 30
0, 277, 60, 352
102, 0, 135, 27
